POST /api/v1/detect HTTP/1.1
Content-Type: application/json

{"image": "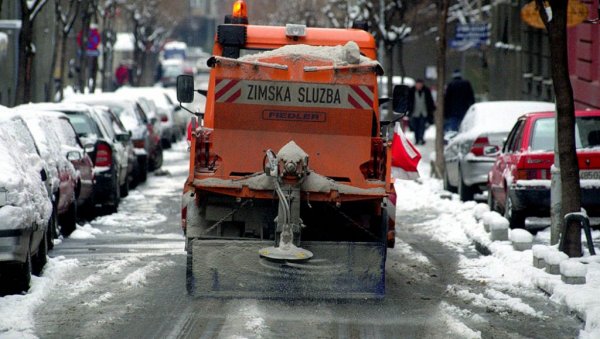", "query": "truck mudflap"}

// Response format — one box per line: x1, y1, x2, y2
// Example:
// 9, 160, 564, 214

187, 239, 386, 299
